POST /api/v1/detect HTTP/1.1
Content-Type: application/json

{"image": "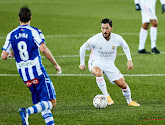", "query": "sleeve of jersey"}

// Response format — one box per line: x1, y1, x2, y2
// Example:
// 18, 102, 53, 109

33, 29, 45, 46
120, 37, 132, 61
79, 39, 93, 65
1, 33, 12, 53
134, 0, 139, 4
160, 0, 165, 4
